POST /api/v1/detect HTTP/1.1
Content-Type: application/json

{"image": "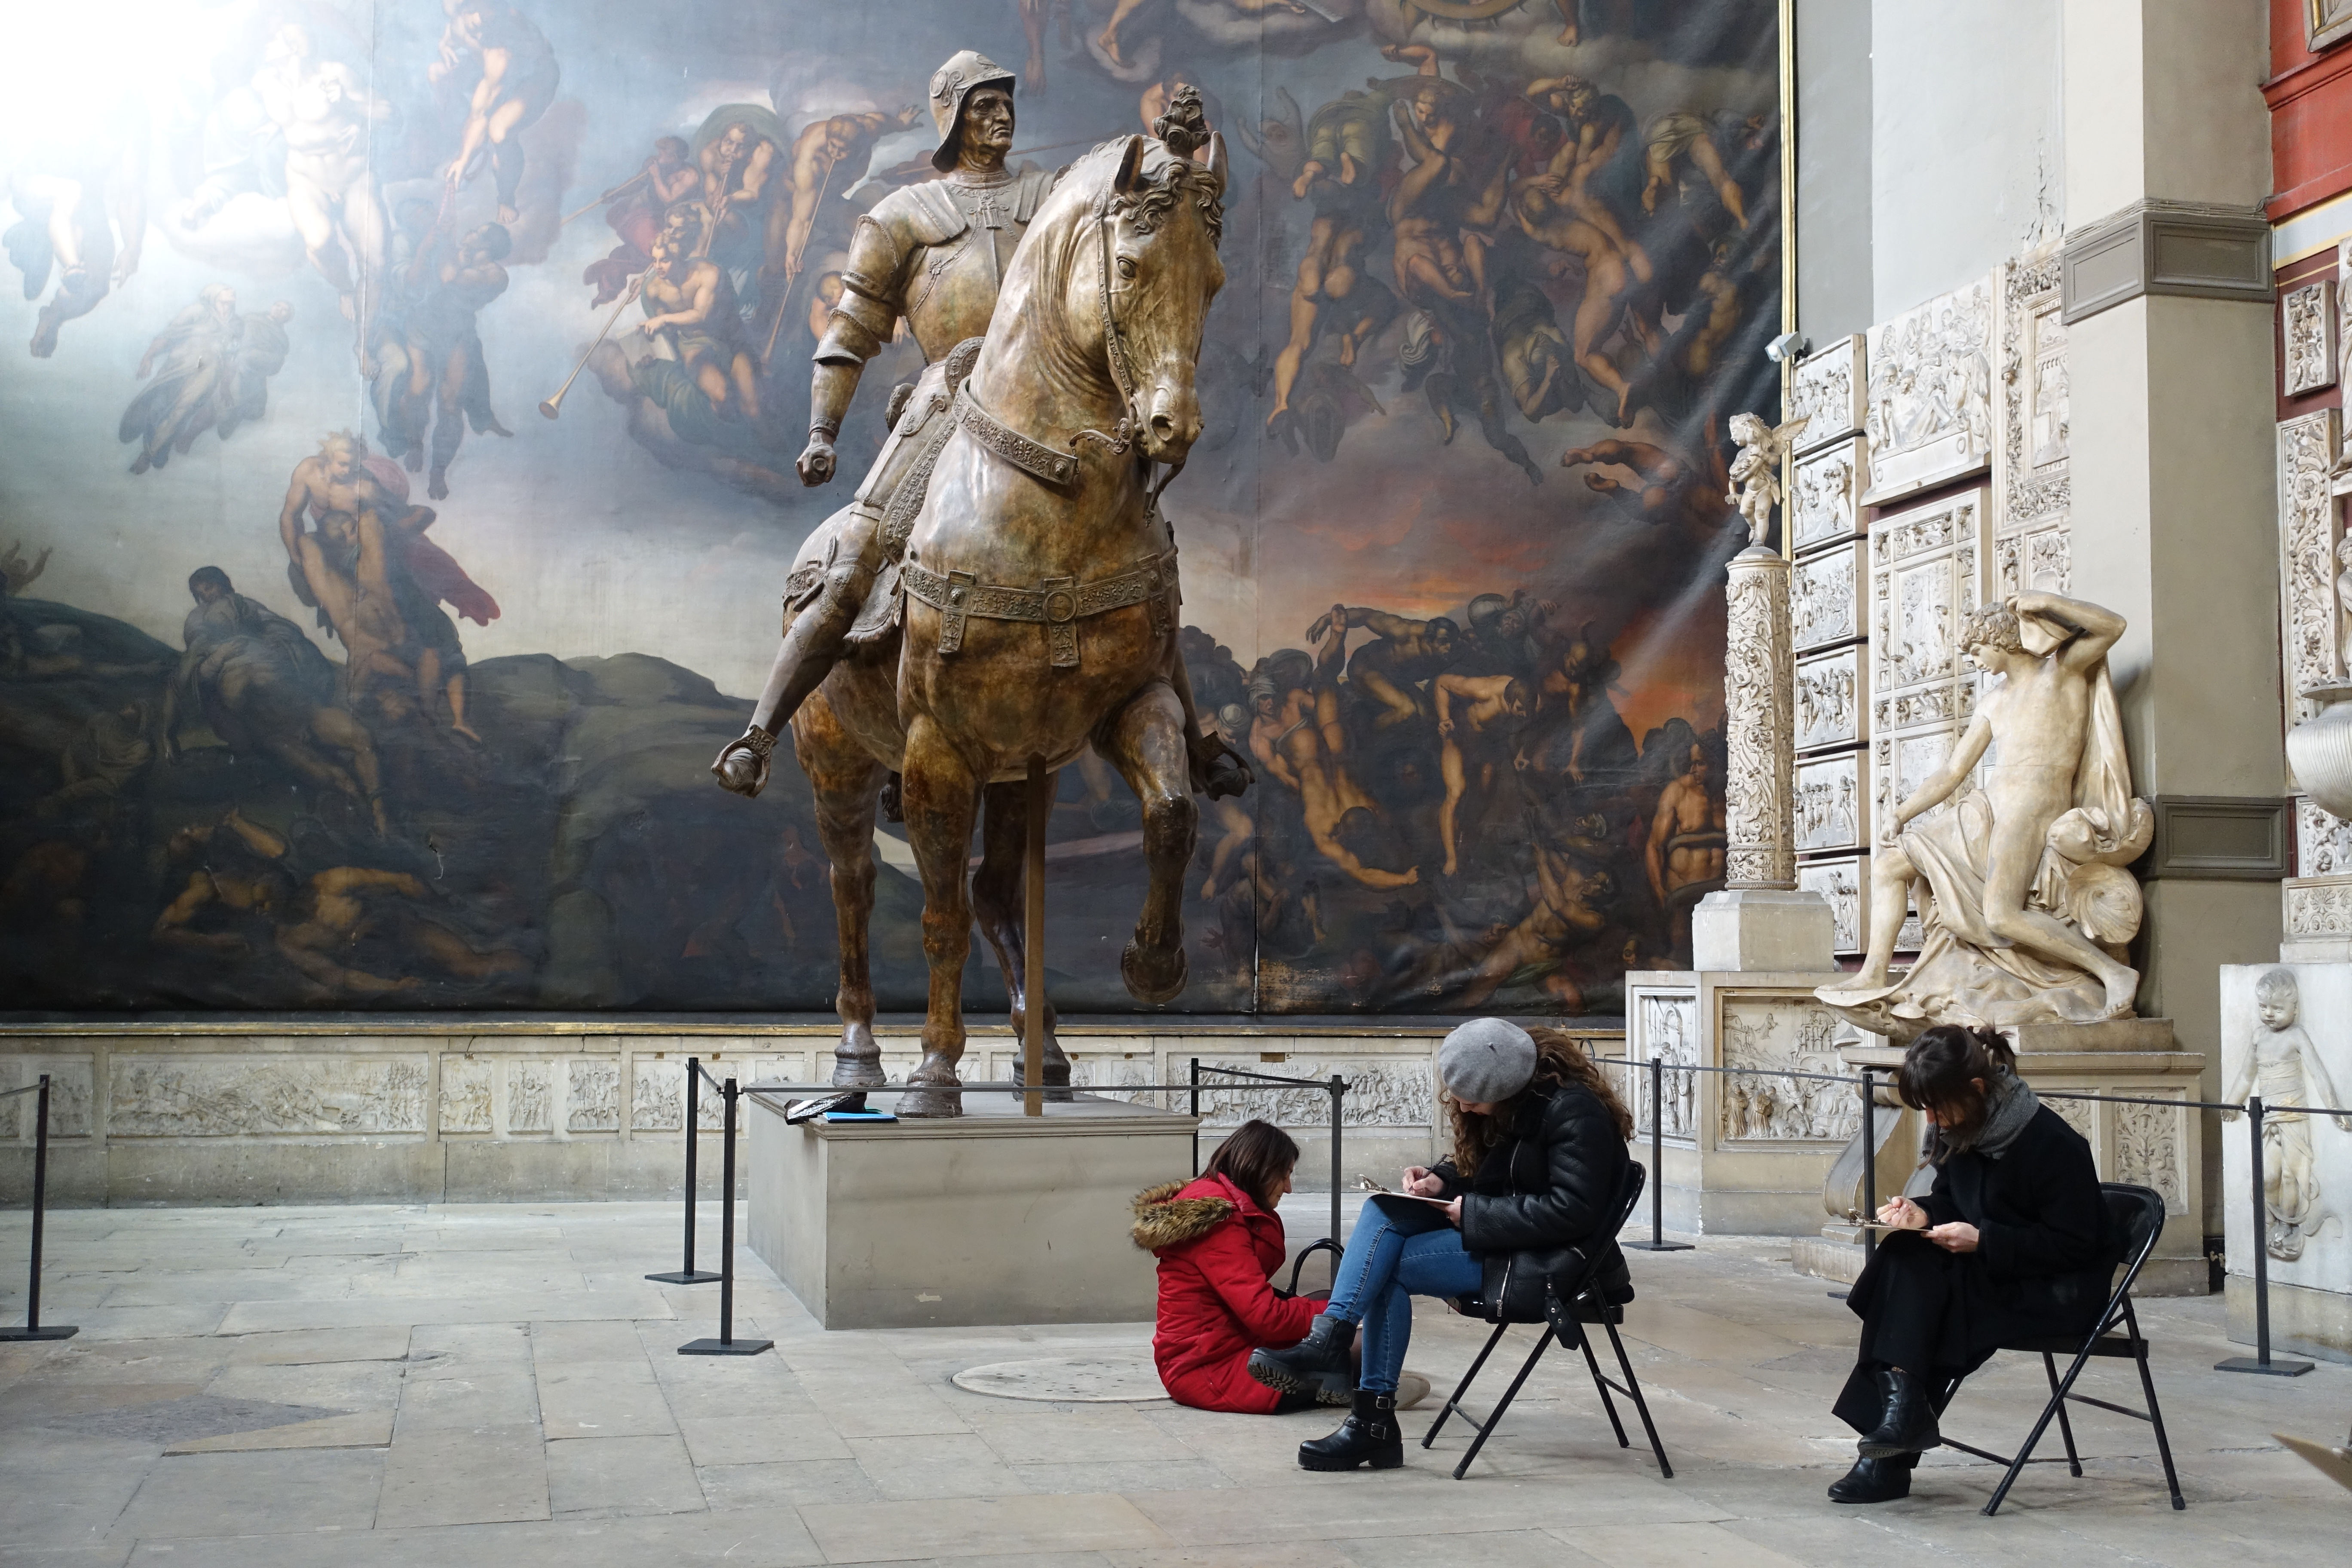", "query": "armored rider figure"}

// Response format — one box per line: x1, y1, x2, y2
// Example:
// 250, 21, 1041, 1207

711, 49, 1249, 801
